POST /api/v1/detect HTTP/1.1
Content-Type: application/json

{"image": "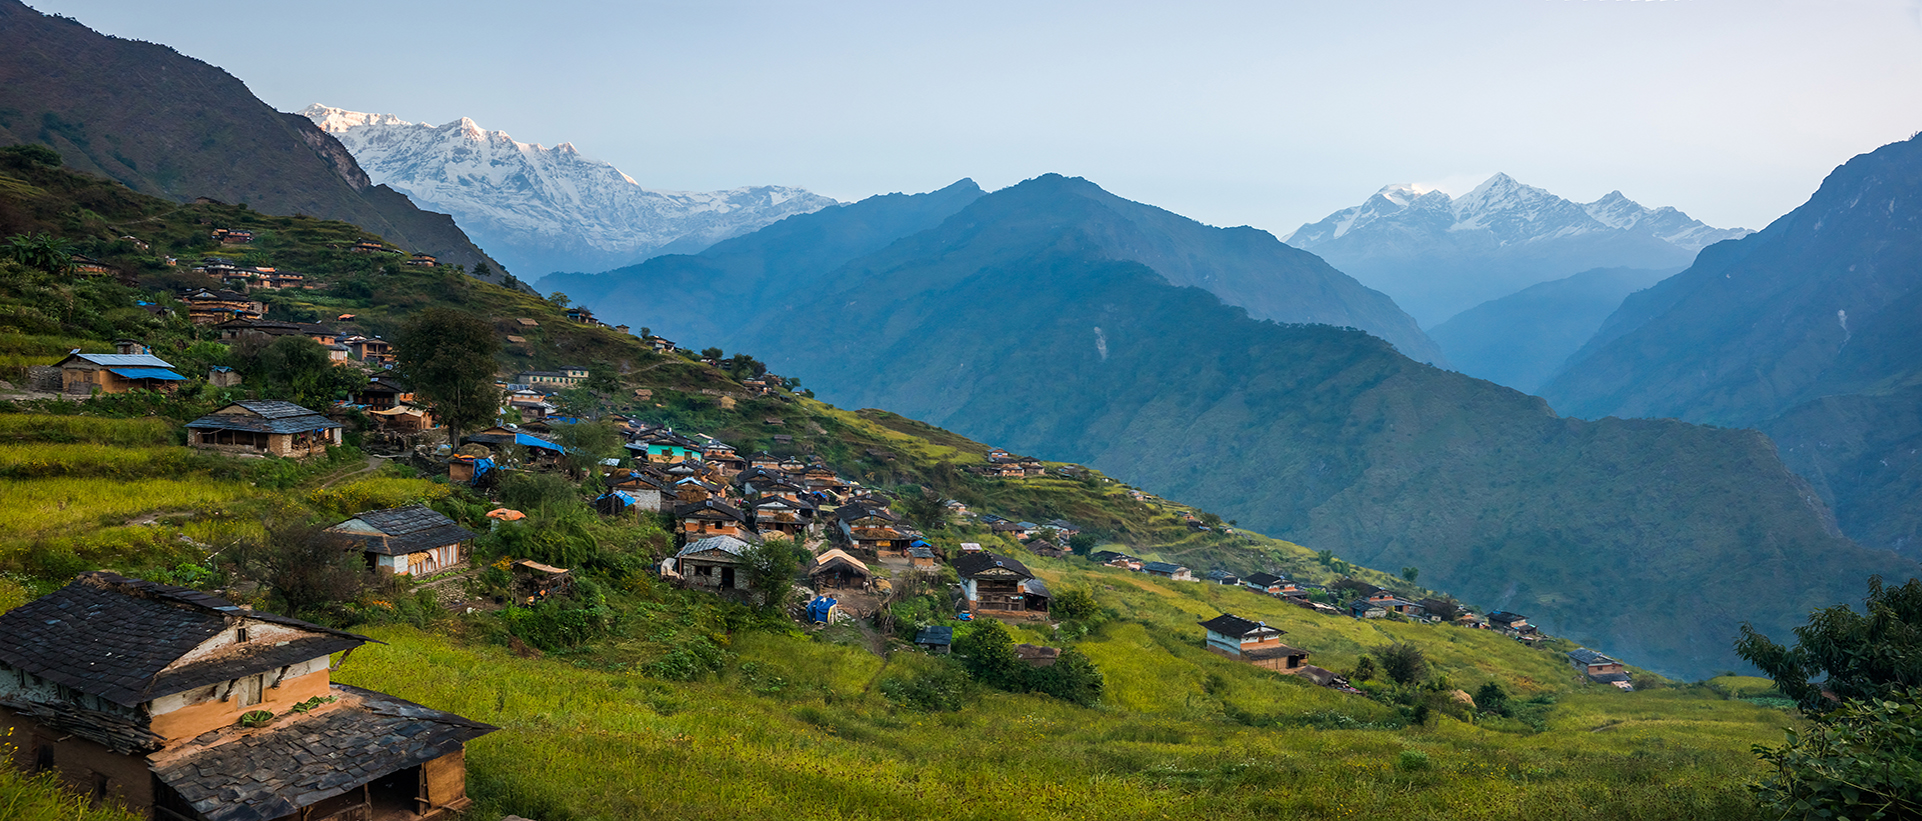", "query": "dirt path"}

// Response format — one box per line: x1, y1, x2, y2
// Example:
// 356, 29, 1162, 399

317, 454, 386, 489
